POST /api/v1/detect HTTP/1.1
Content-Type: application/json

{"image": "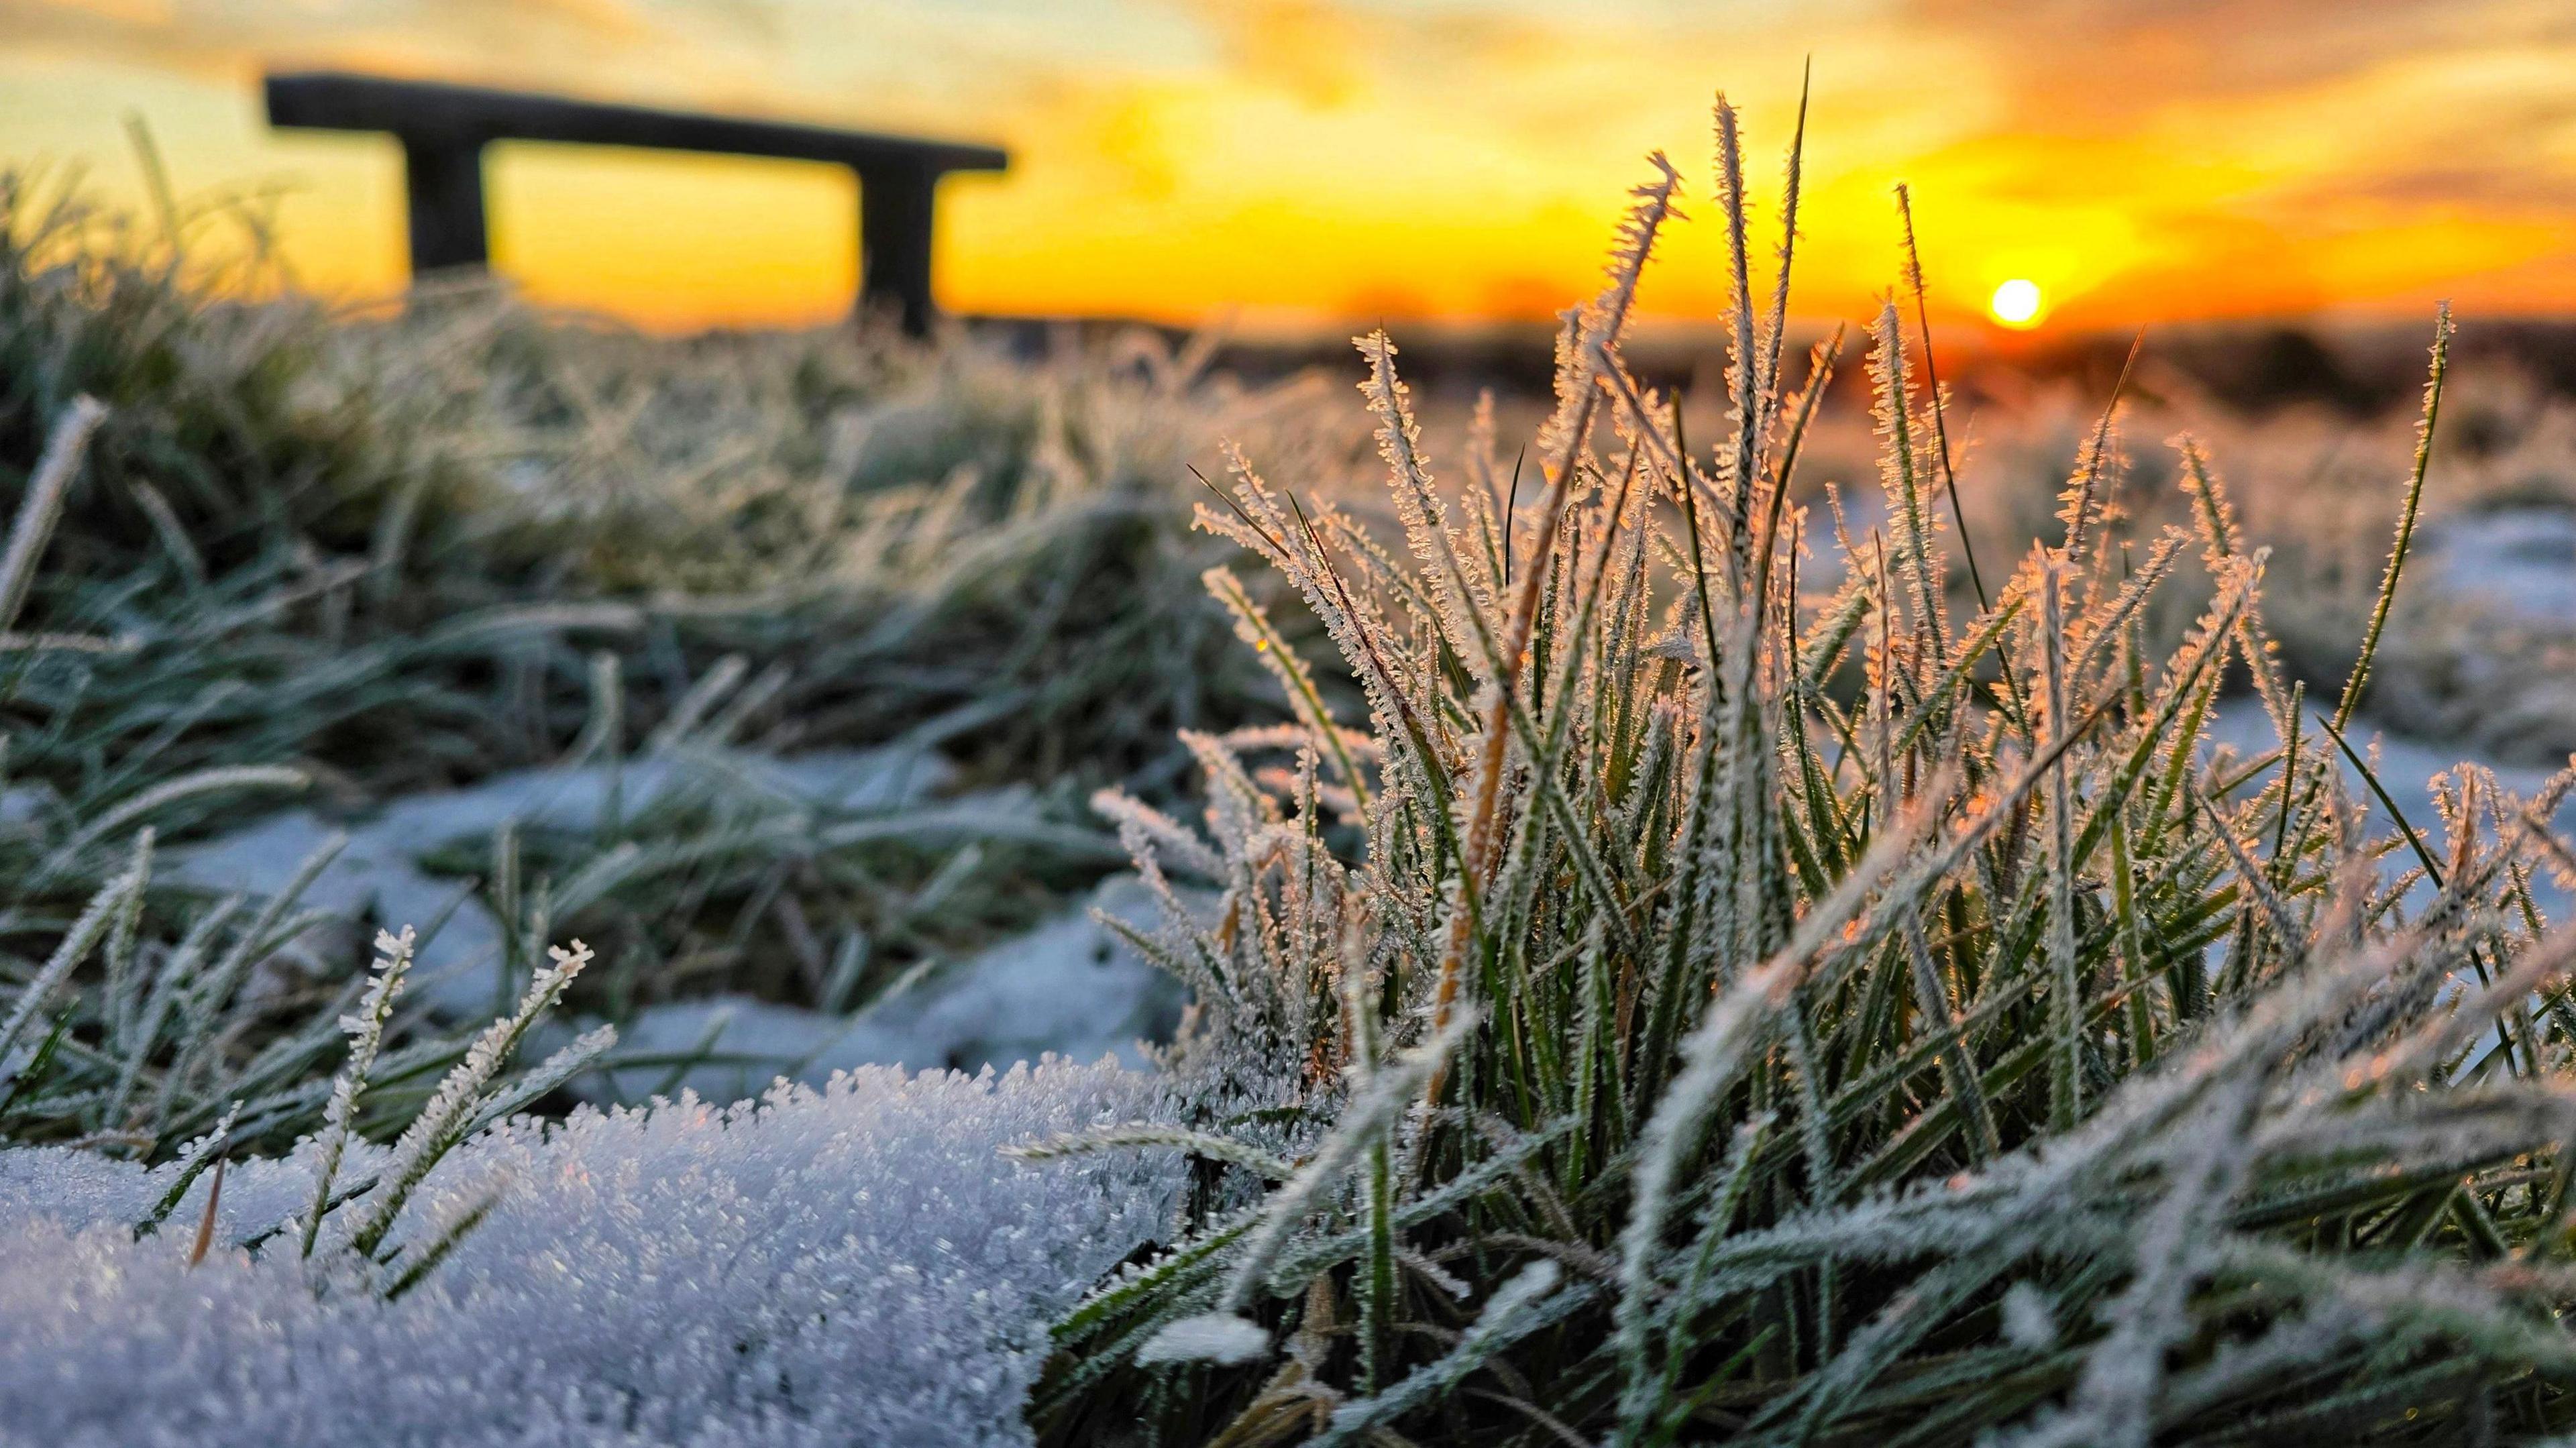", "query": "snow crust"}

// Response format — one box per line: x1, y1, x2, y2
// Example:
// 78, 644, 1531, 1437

0, 1059, 1177, 1447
